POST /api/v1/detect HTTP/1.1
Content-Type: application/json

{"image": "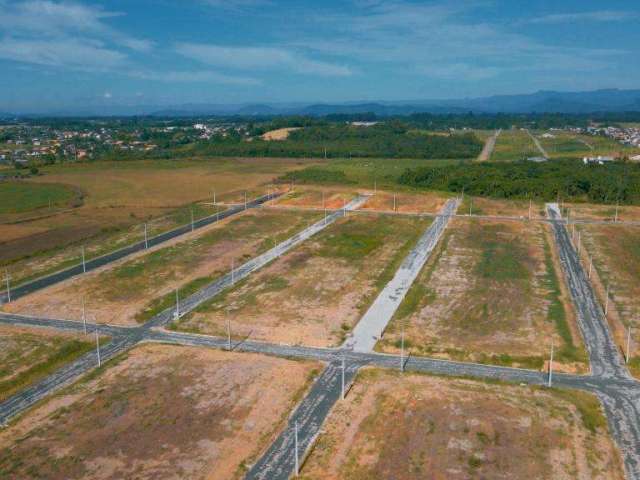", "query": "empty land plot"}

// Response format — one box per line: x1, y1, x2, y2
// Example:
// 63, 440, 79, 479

0, 325, 93, 403
174, 214, 430, 347
378, 218, 587, 371
460, 195, 543, 218
563, 203, 640, 222
491, 129, 539, 162
0, 181, 80, 216
1, 158, 308, 281
575, 224, 640, 376
358, 190, 451, 214
271, 187, 358, 210
4, 209, 321, 326
537, 131, 639, 159
0, 344, 319, 480
300, 370, 623, 480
